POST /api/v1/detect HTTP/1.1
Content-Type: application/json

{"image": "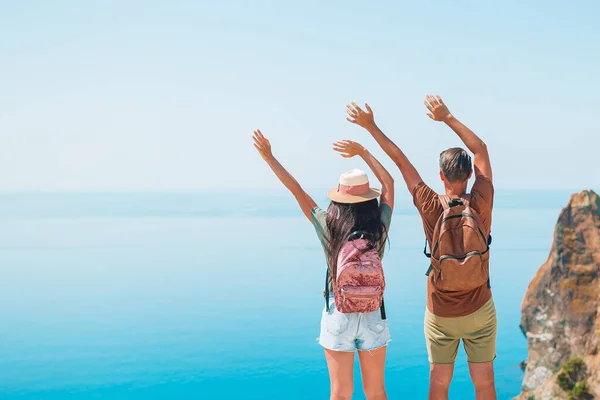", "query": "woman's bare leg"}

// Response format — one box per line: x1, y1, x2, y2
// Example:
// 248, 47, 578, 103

324, 348, 355, 400
358, 346, 387, 400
